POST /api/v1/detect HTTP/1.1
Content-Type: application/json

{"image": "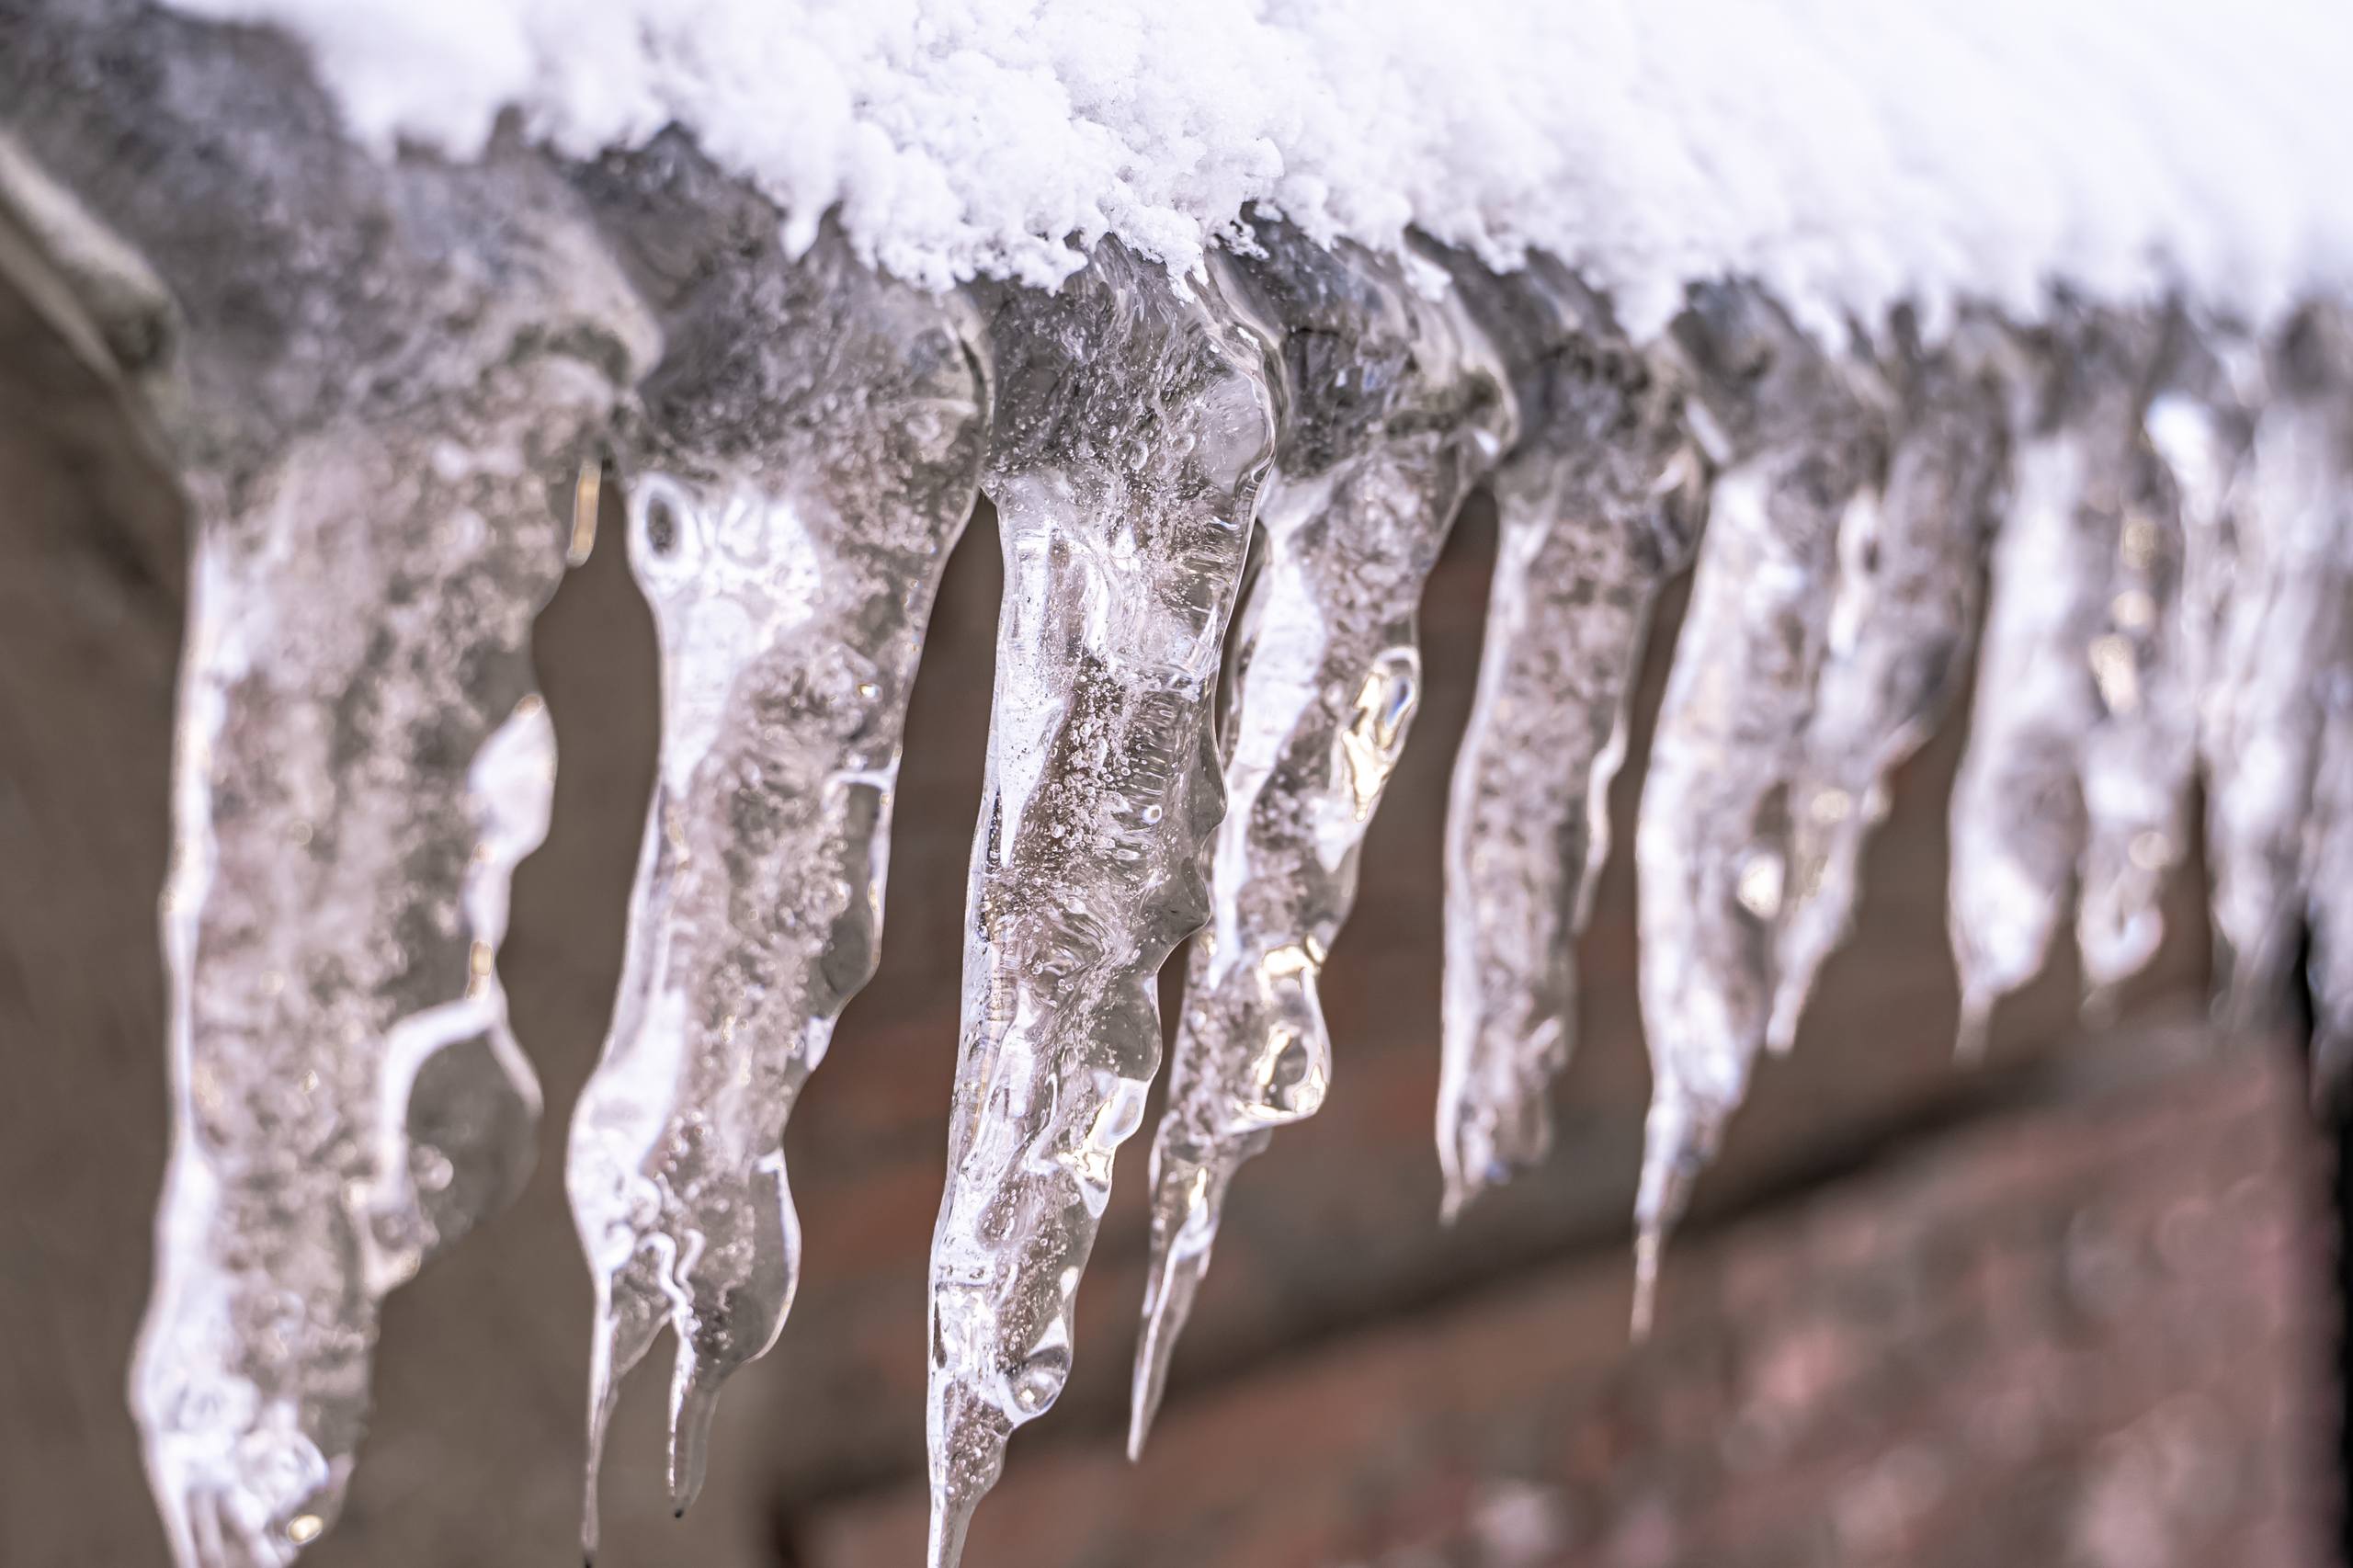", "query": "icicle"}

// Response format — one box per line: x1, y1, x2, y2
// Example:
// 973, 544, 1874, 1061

2311, 665, 2353, 1094
1632, 285, 1892, 1332
1430, 252, 1707, 1217
18, 26, 679, 1549
1946, 312, 2173, 1051
562, 156, 992, 1555
1126, 217, 1517, 1452
1766, 315, 2008, 1053
926, 240, 1275, 1568
2075, 398, 2196, 1003
2249, 305, 2353, 1086
2310, 695, 2353, 1090
2161, 307, 2350, 1030
130, 265, 651, 1568
2145, 324, 2258, 1011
